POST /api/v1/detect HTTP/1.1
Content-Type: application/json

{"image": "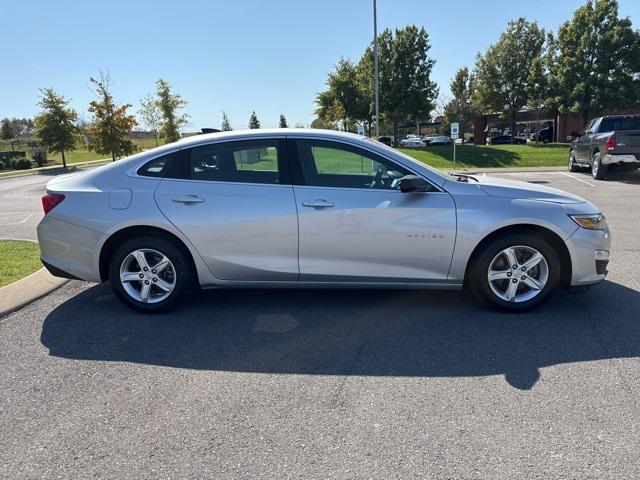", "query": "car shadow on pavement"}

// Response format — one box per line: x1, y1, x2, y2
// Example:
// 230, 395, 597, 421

41, 280, 640, 390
